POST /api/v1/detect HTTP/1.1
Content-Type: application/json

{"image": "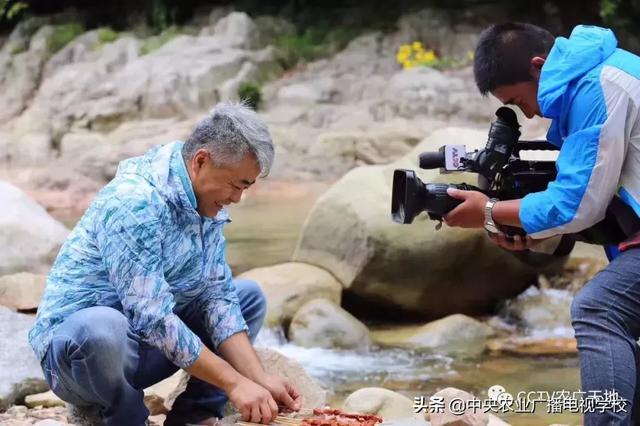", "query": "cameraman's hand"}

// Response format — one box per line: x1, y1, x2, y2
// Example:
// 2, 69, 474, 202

488, 232, 544, 251
443, 188, 489, 228
228, 375, 279, 424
